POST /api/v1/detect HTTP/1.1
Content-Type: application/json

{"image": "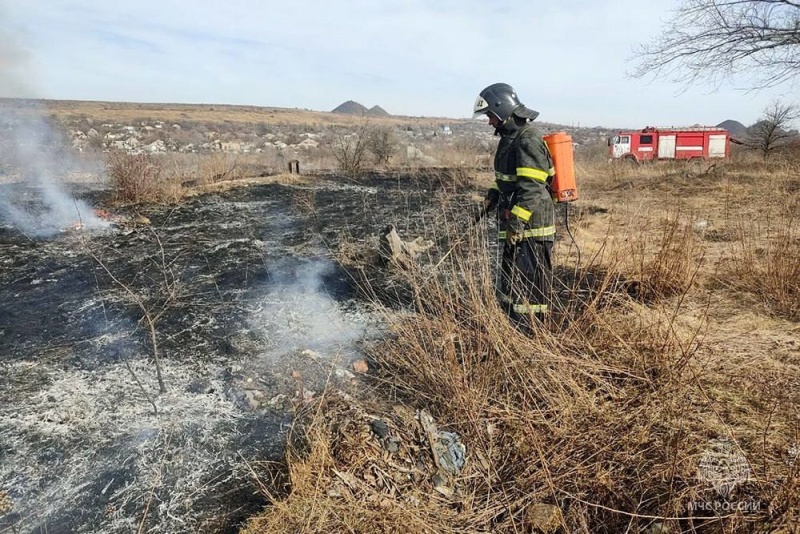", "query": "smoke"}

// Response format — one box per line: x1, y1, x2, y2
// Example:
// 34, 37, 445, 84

0, 111, 109, 236
0, 3, 30, 98
0, 9, 107, 237
252, 258, 371, 358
